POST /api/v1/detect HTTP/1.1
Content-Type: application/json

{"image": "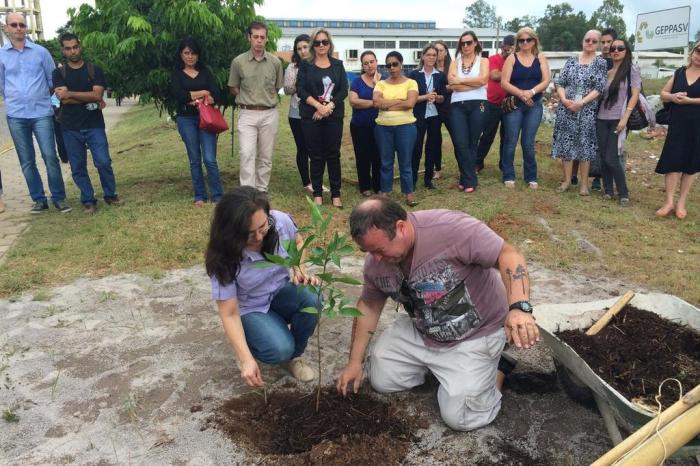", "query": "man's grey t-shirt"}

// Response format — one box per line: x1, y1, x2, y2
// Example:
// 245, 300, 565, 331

360, 209, 508, 344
